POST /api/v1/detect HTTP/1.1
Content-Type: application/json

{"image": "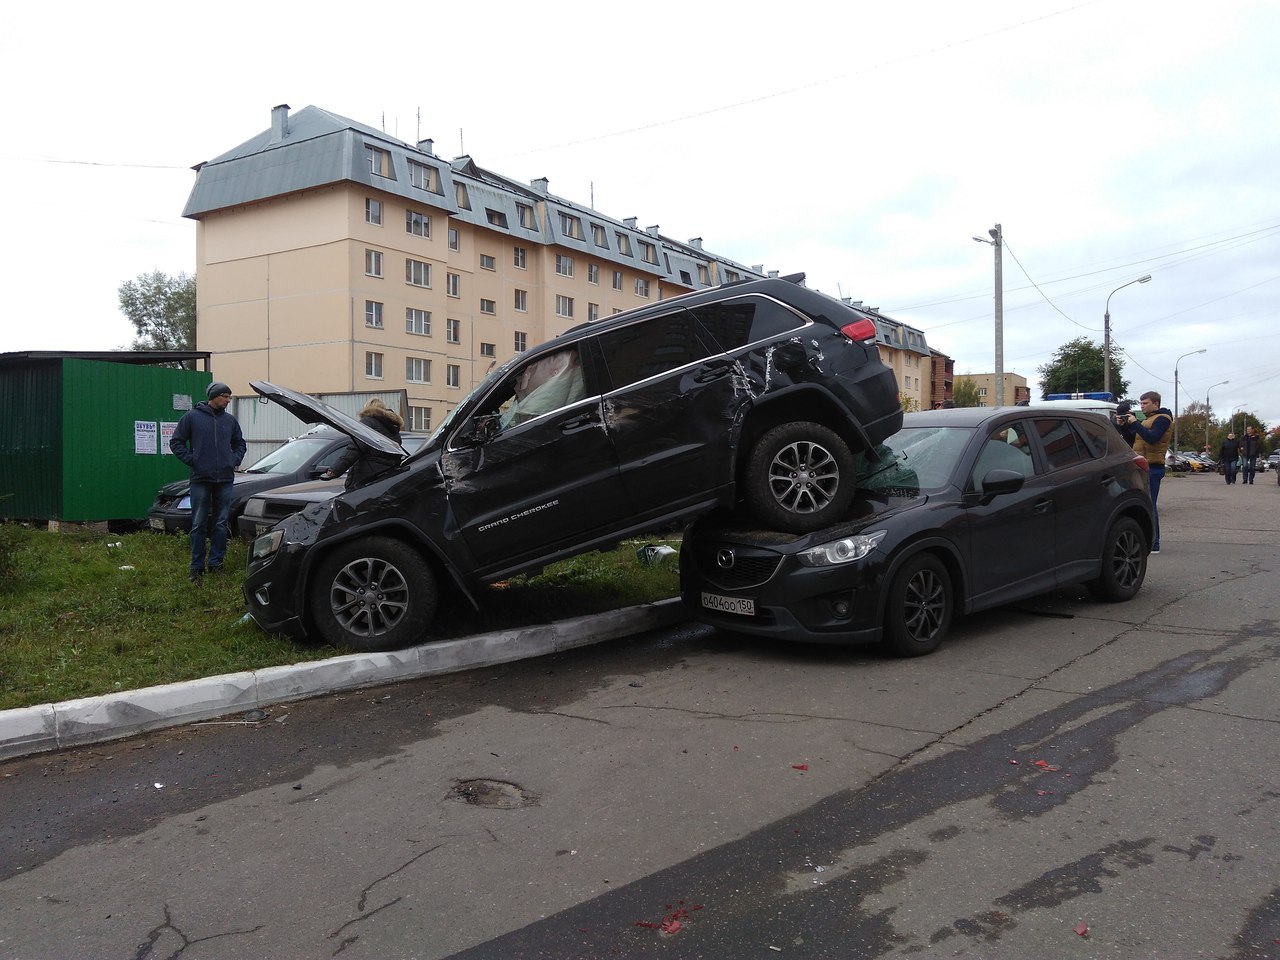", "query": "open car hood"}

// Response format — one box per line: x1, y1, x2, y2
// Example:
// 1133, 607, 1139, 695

249, 381, 406, 458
